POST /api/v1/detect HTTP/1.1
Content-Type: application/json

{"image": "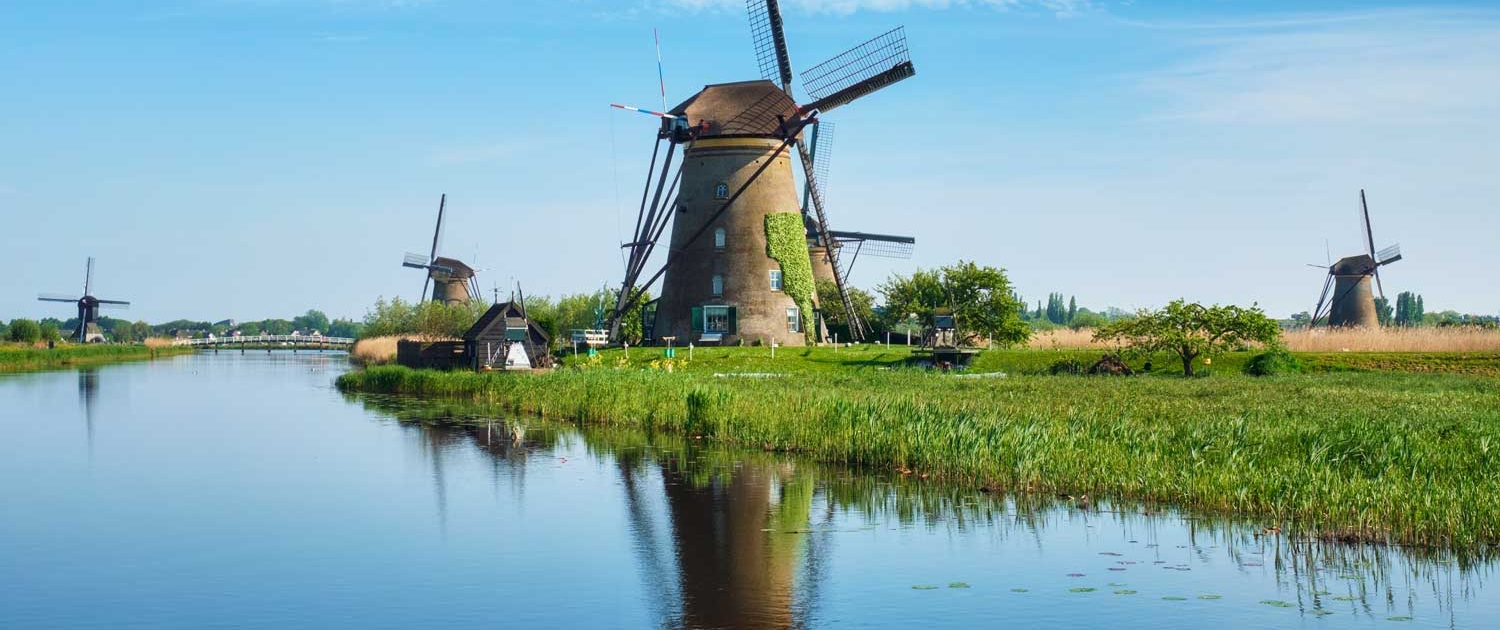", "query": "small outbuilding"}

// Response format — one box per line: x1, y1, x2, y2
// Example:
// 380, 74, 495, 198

463, 301, 551, 370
